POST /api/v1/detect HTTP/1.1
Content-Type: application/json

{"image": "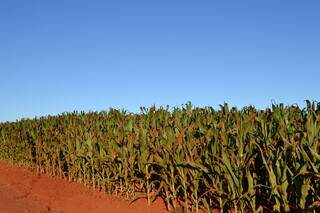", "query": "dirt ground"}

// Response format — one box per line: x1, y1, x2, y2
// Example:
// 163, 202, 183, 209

0, 161, 168, 213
